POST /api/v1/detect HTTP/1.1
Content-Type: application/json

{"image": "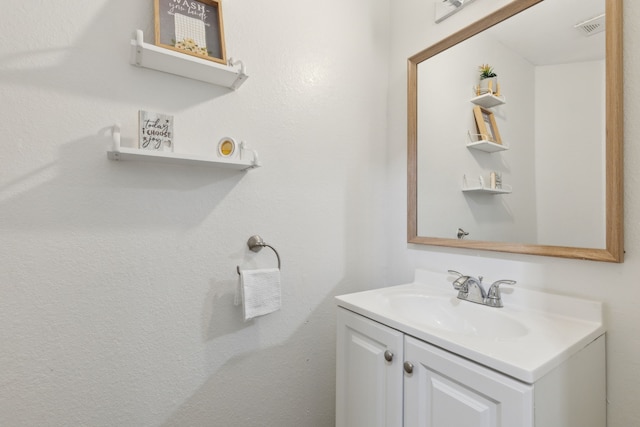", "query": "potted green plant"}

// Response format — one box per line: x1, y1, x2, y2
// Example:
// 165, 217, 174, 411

478, 64, 498, 95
